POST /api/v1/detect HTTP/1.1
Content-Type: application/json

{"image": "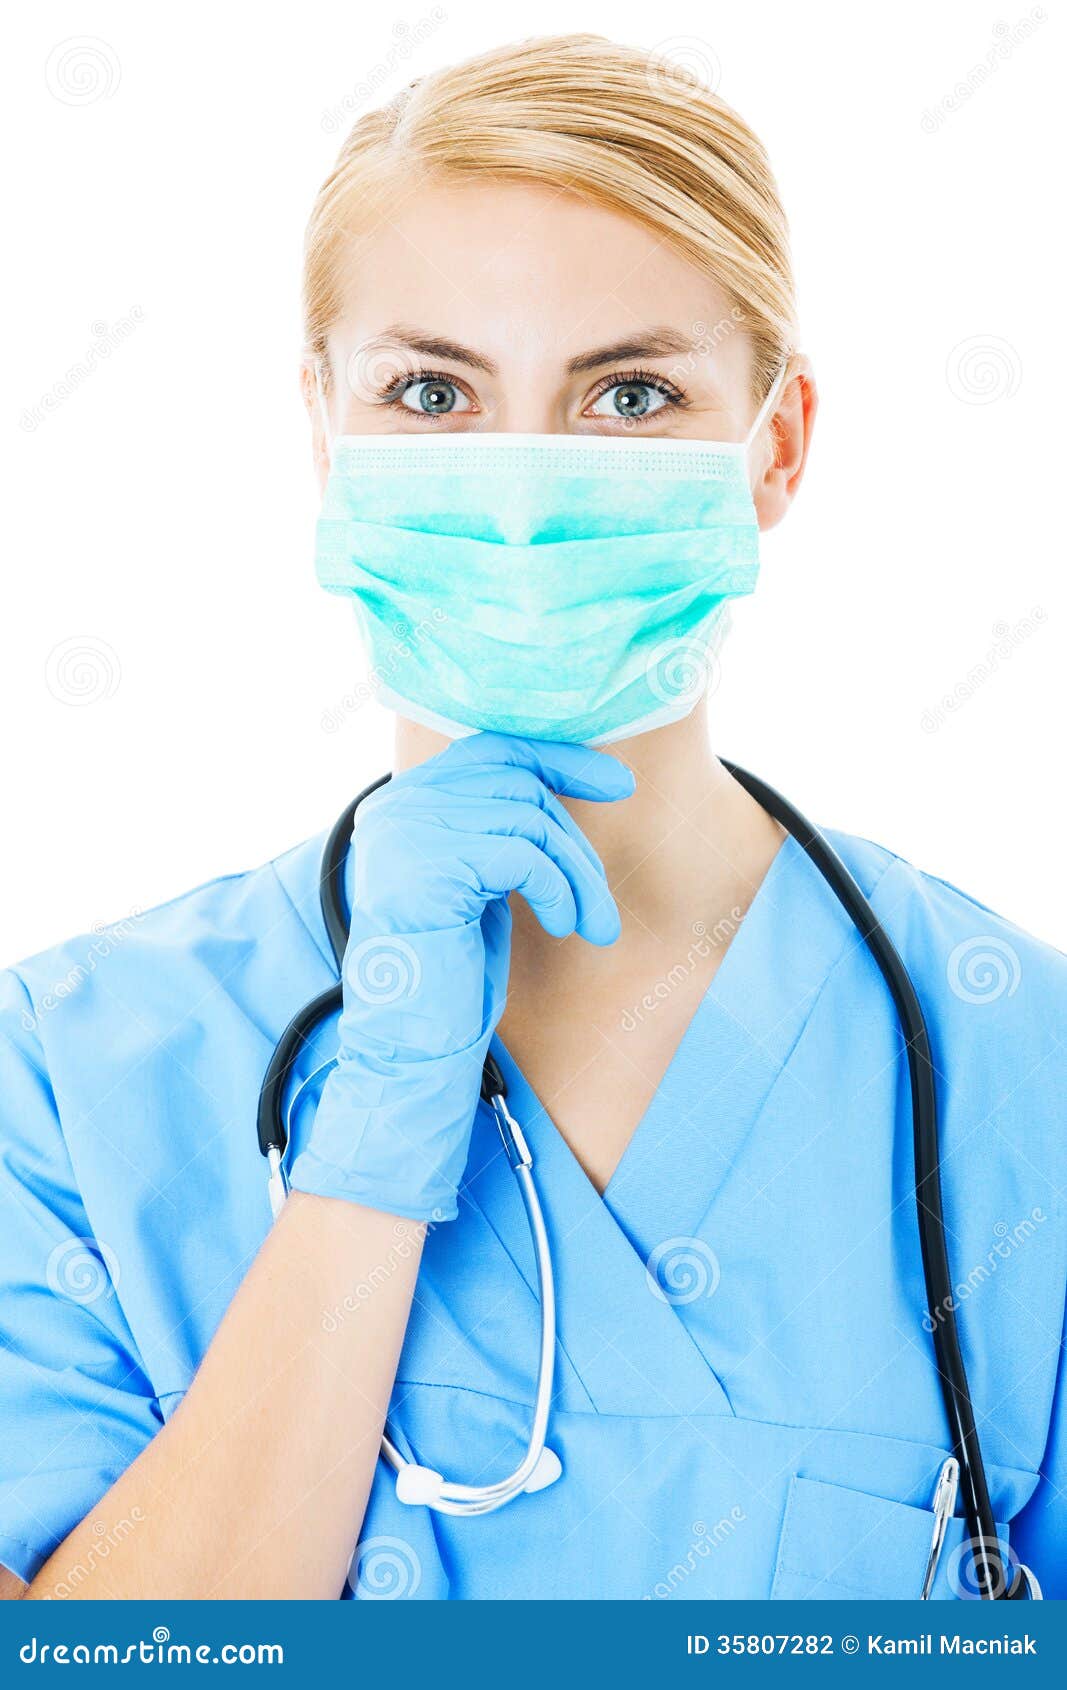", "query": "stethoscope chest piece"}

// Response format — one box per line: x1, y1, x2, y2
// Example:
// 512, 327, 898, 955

395, 1446, 562, 1508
